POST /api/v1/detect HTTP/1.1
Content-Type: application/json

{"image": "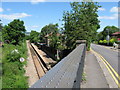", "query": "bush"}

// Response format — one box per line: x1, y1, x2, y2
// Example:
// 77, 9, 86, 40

99, 39, 109, 45
109, 38, 117, 46
109, 39, 114, 46
2, 41, 28, 88
7, 51, 21, 62
103, 40, 108, 45
99, 40, 103, 44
